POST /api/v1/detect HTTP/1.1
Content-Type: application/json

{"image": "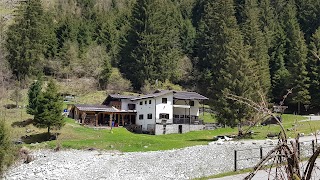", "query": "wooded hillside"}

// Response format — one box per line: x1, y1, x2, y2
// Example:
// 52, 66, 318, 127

1, 0, 320, 126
